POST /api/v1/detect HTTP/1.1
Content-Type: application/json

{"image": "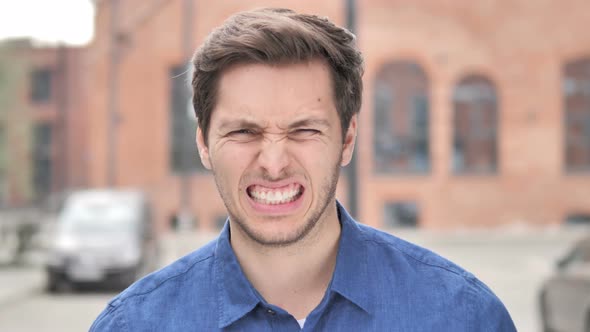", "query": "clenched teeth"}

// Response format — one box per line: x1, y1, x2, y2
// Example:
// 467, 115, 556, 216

248, 183, 303, 205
